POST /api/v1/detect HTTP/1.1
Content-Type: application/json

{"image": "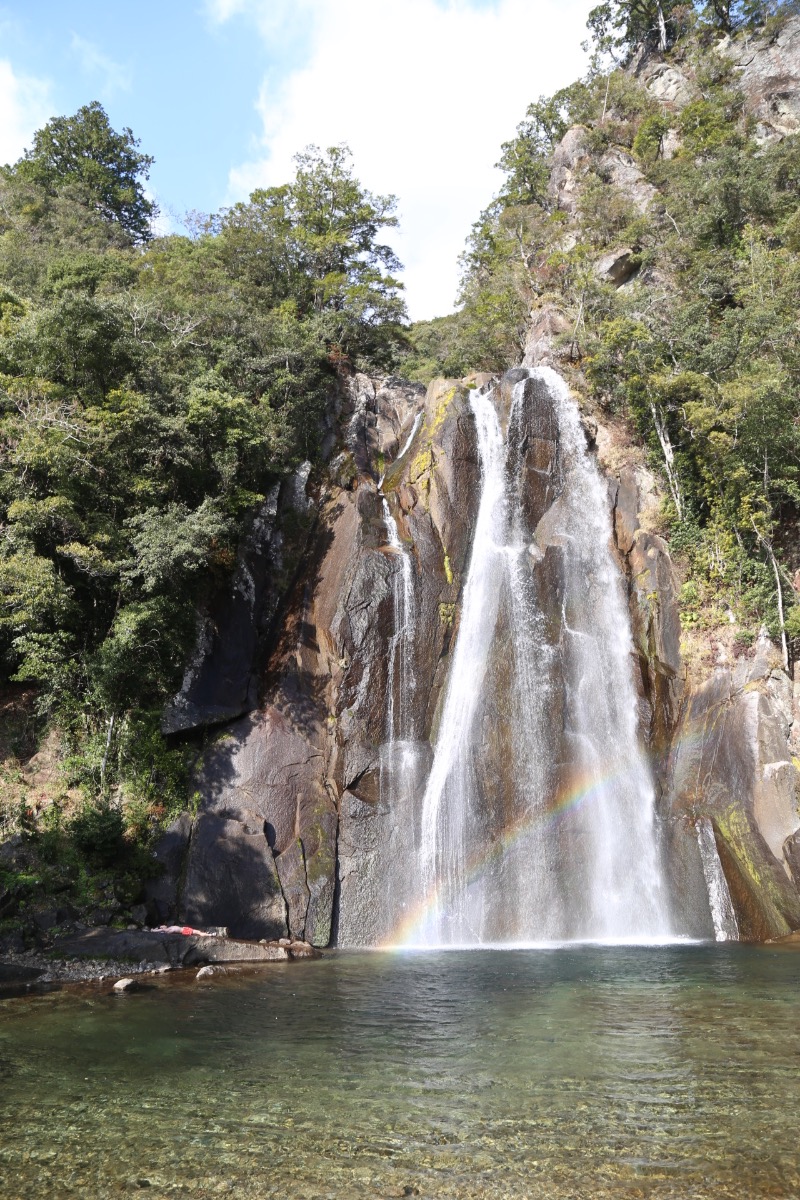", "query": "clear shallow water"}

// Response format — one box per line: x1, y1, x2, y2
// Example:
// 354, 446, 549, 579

1, 946, 799, 1199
